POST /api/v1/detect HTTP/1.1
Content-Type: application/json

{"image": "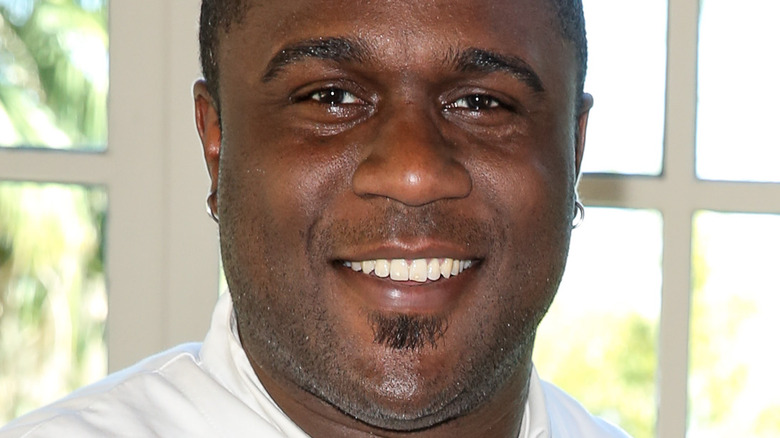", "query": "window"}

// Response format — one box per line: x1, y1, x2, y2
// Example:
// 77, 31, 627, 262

0, 0, 219, 422
535, 208, 662, 437
695, 0, 780, 183
0, 0, 107, 151
535, 1, 780, 437
689, 212, 780, 436
2, 1, 778, 435
0, 0, 108, 421
534, 2, 667, 436
578, 0, 667, 176
0, 182, 107, 421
